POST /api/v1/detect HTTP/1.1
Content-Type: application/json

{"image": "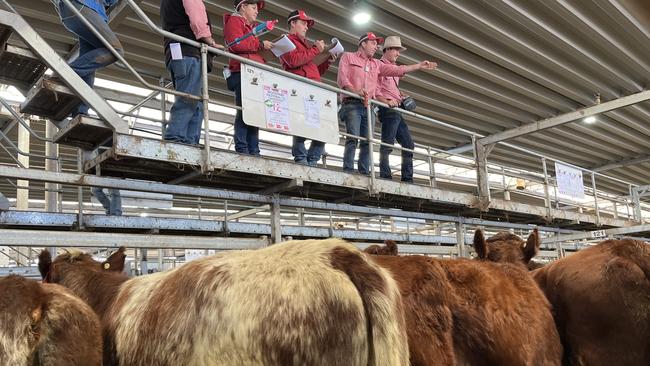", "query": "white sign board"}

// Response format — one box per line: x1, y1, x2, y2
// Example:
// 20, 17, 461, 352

555, 162, 585, 200
241, 63, 340, 144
